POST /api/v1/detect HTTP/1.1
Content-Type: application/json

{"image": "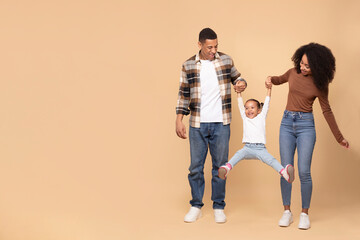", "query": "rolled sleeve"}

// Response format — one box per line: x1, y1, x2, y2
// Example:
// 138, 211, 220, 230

176, 65, 191, 115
